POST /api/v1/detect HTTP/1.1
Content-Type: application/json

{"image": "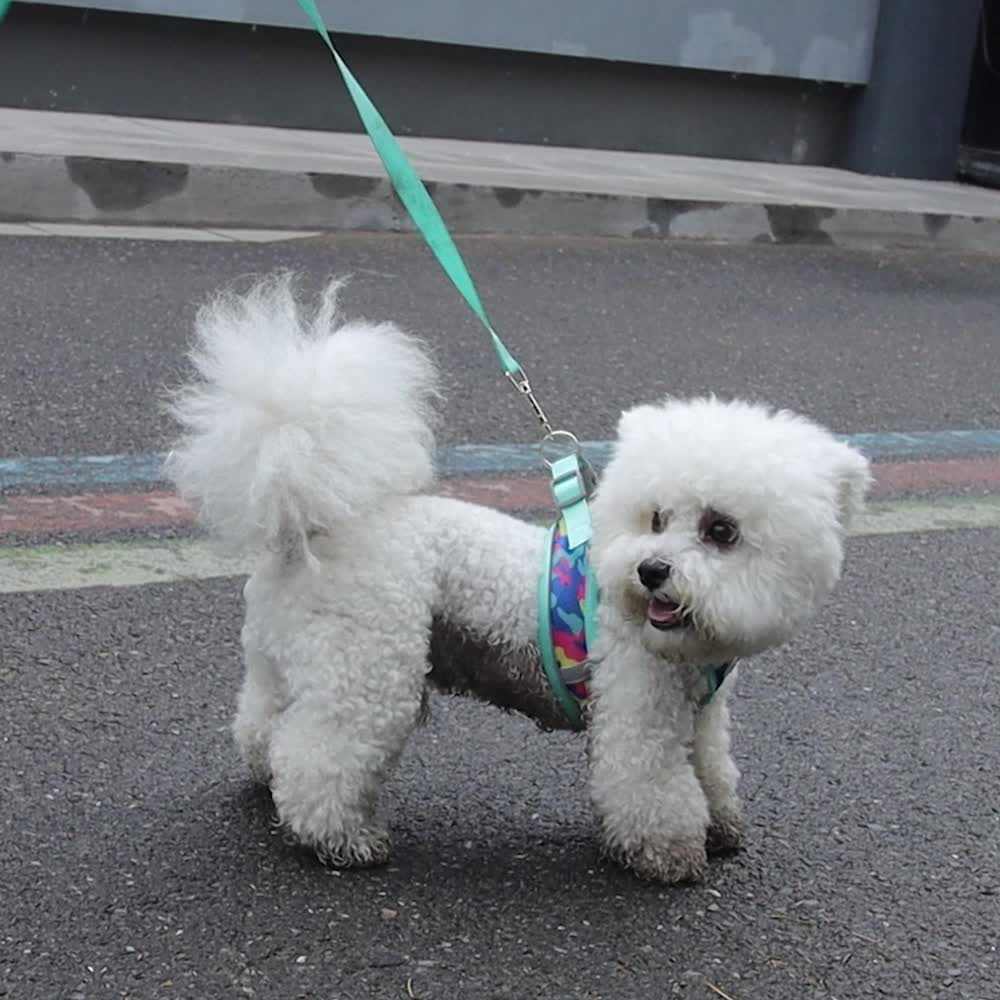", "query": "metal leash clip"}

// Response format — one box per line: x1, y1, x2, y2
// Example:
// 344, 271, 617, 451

505, 369, 553, 436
